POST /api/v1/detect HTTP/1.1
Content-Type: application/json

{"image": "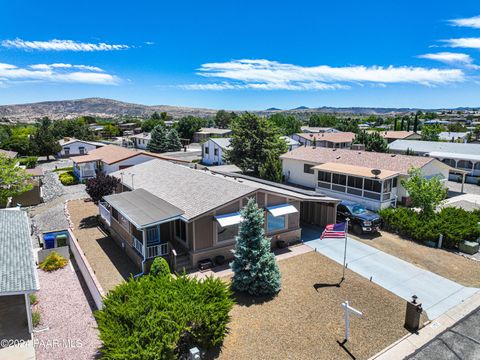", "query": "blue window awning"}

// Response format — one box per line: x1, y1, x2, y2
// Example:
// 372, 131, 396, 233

266, 203, 298, 217
214, 212, 243, 227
